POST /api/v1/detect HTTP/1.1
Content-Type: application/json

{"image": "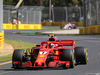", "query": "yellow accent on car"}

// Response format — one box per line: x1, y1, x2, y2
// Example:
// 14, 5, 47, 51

49, 34, 55, 37
56, 51, 58, 54
39, 55, 44, 57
